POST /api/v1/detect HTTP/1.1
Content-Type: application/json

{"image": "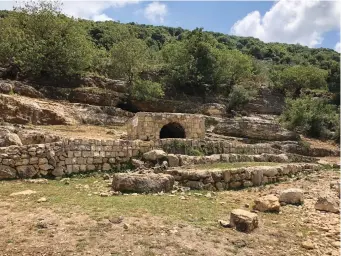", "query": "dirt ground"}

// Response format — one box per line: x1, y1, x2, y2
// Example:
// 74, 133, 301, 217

0, 168, 339, 256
